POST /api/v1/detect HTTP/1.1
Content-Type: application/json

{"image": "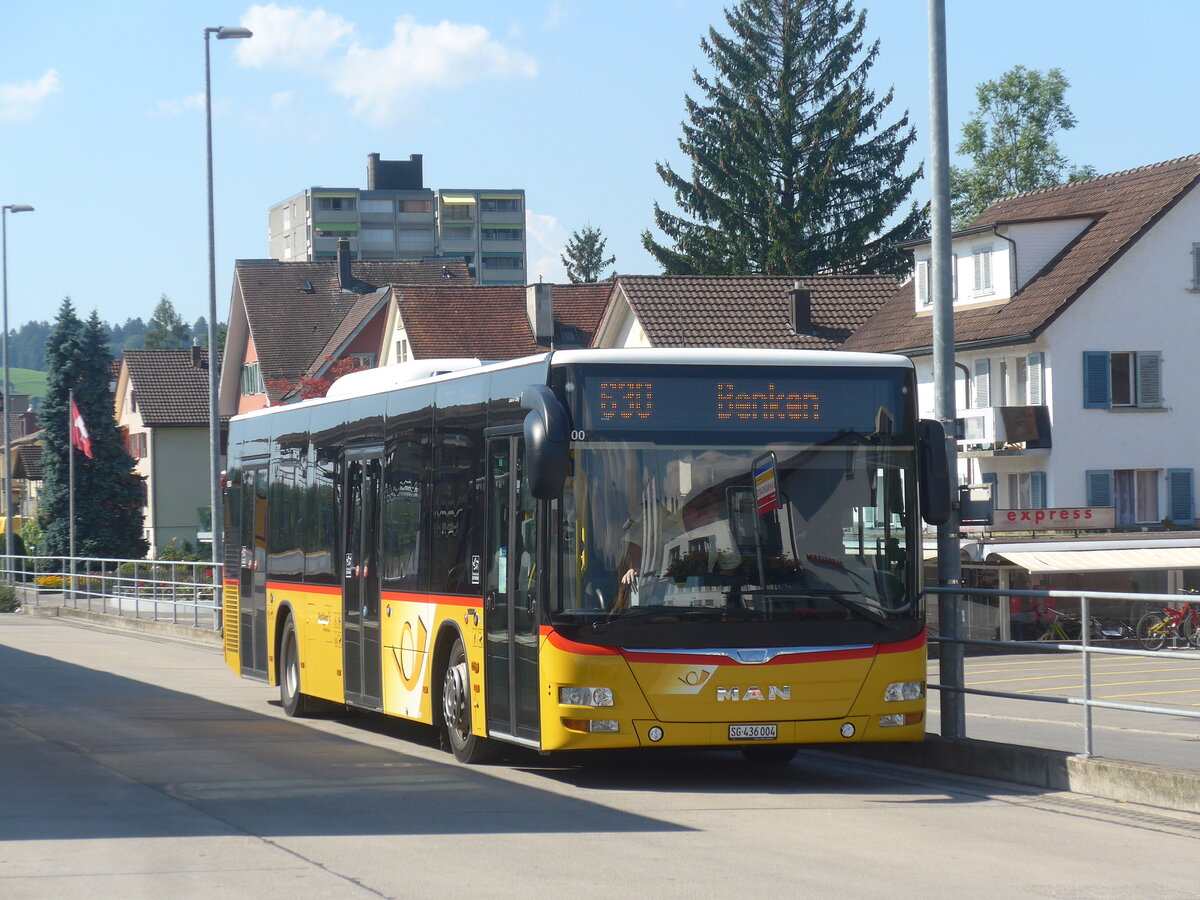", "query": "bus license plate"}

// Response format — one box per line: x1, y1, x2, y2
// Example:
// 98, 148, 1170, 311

729, 724, 777, 741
